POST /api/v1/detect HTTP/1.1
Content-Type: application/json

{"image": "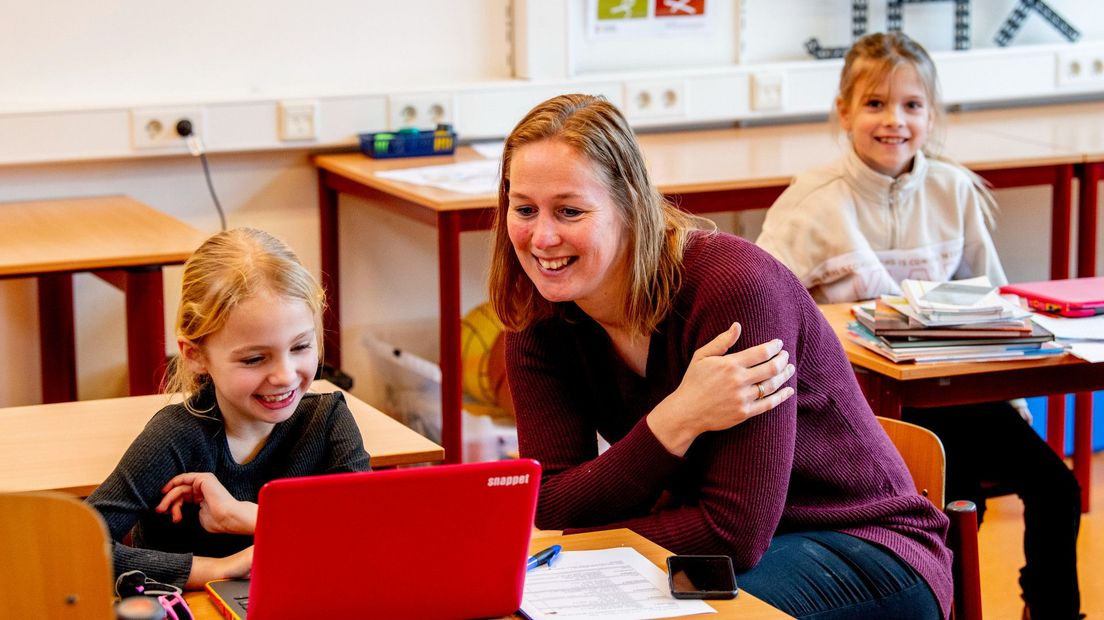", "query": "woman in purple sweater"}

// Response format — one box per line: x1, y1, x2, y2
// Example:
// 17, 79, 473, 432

488, 94, 952, 619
